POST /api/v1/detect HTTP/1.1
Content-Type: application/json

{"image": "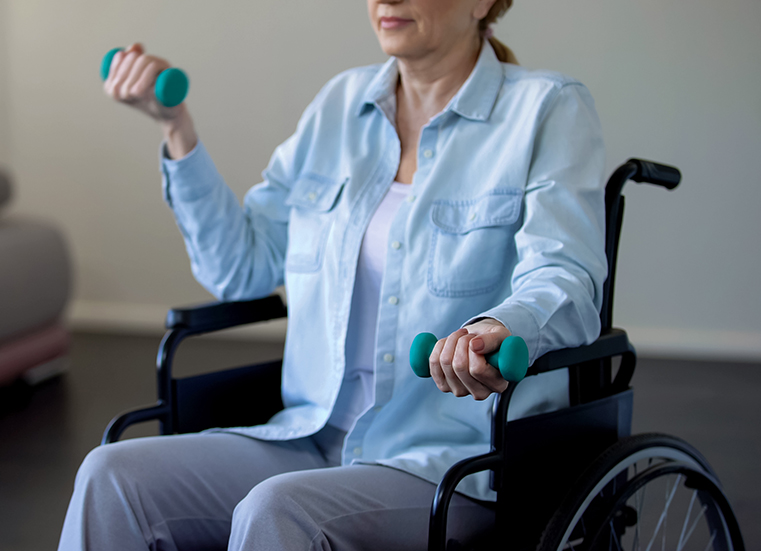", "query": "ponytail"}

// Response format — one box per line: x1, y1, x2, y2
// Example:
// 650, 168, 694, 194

487, 36, 519, 65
